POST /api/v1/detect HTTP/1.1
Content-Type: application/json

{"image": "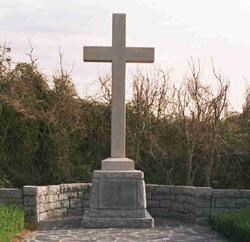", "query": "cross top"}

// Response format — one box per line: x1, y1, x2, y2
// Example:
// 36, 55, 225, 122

84, 13, 154, 168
